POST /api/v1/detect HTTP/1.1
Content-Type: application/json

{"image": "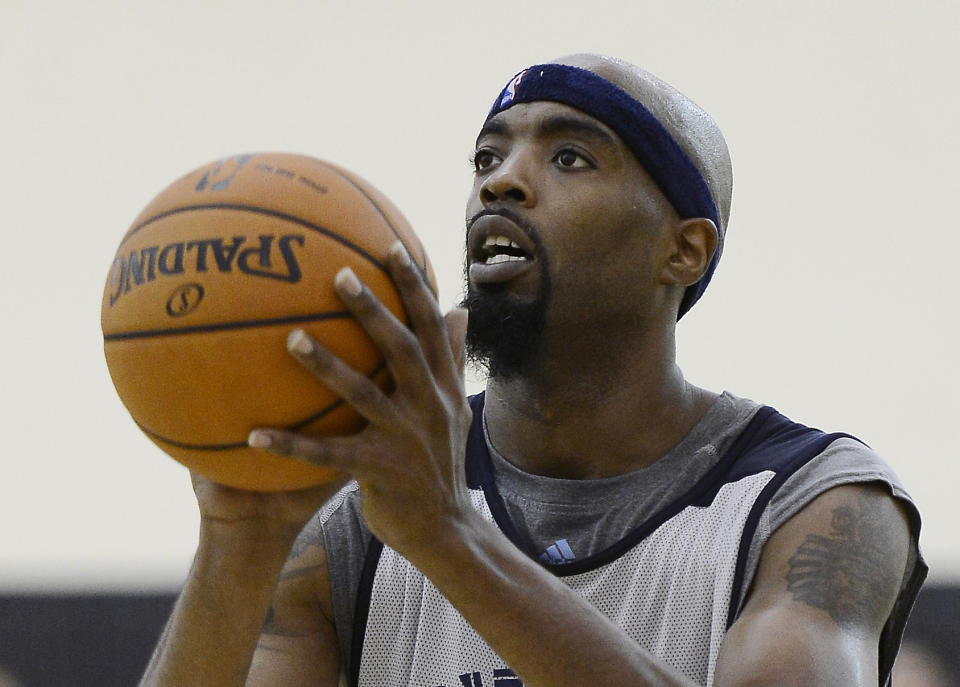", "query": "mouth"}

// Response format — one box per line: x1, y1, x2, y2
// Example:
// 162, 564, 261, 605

467, 213, 538, 286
